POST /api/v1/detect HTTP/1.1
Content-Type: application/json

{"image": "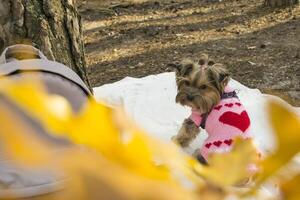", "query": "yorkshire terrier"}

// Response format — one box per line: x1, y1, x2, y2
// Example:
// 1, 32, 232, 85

169, 54, 253, 165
